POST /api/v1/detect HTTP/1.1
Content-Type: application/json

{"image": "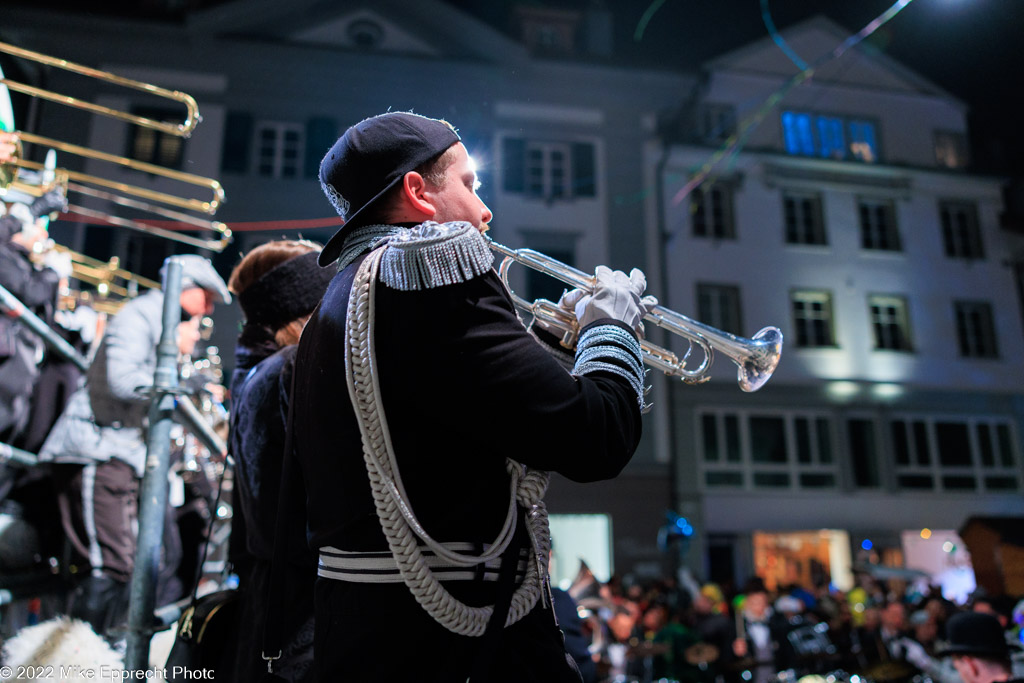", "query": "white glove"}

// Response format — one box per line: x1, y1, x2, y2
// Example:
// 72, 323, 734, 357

574, 266, 649, 333
42, 249, 73, 280
900, 638, 933, 672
